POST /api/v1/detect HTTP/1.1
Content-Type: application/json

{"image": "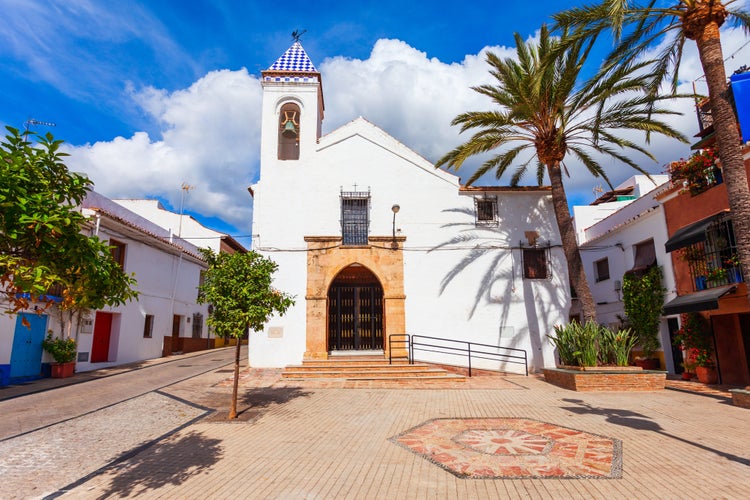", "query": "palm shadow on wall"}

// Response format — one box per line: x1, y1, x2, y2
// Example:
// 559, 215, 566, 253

431, 205, 568, 368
